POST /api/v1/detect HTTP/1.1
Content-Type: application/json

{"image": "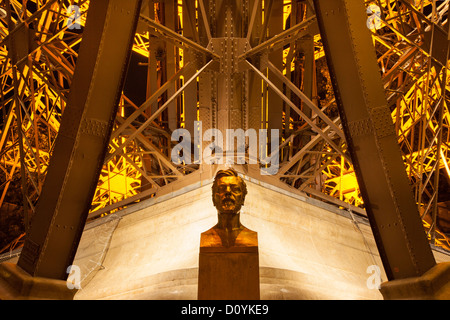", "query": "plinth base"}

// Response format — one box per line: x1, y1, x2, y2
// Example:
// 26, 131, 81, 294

198, 246, 260, 300
380, 262, 450, 300
0, 262, 77, 300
